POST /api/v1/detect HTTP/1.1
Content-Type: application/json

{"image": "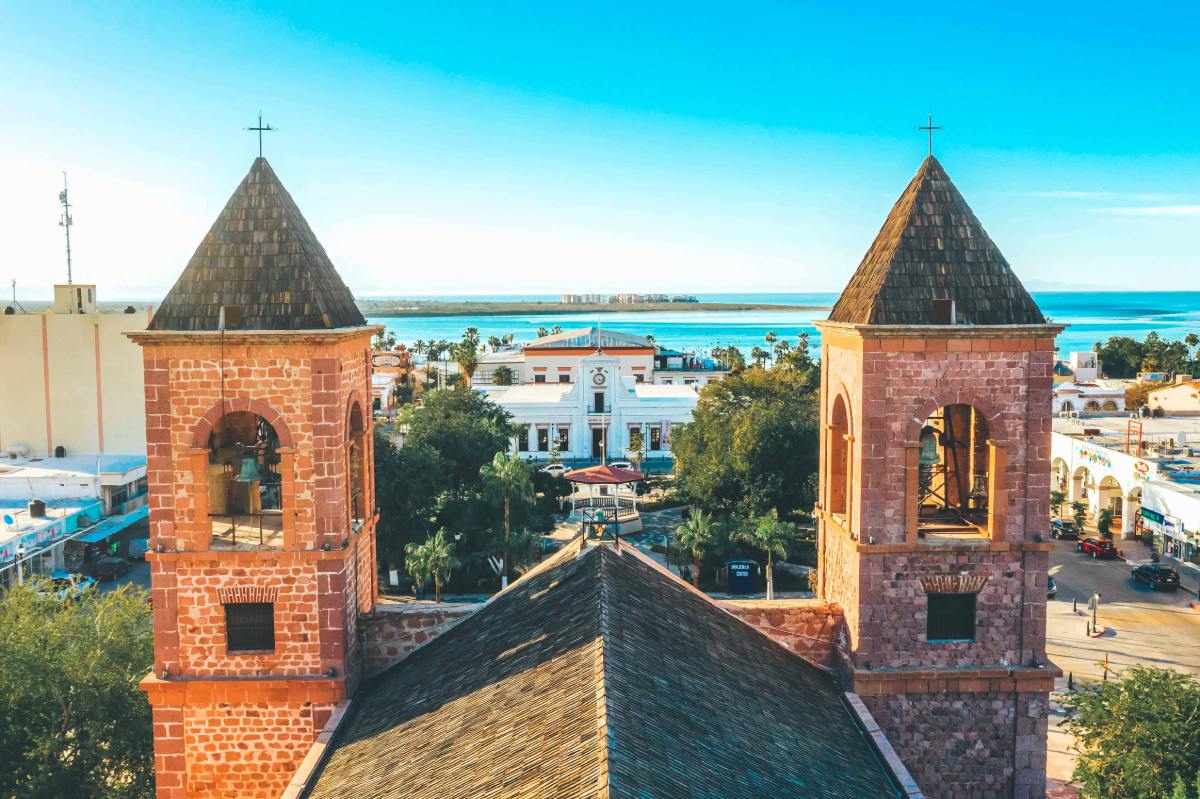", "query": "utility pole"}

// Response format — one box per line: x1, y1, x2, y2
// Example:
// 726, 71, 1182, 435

59, 173, 74, 286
